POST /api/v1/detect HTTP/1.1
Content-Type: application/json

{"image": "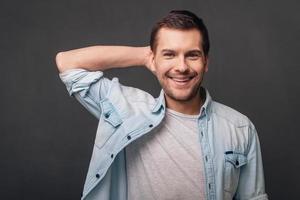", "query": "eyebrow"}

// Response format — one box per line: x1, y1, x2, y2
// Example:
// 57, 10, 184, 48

161, 49, 175, 53
186, 50, 203, 55
161, 49, 203, 55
